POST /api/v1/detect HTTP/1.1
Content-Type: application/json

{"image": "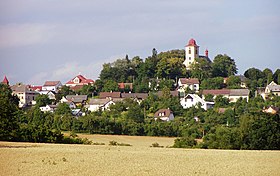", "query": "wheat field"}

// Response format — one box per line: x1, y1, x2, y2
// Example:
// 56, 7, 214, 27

1, 134, 280, 176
